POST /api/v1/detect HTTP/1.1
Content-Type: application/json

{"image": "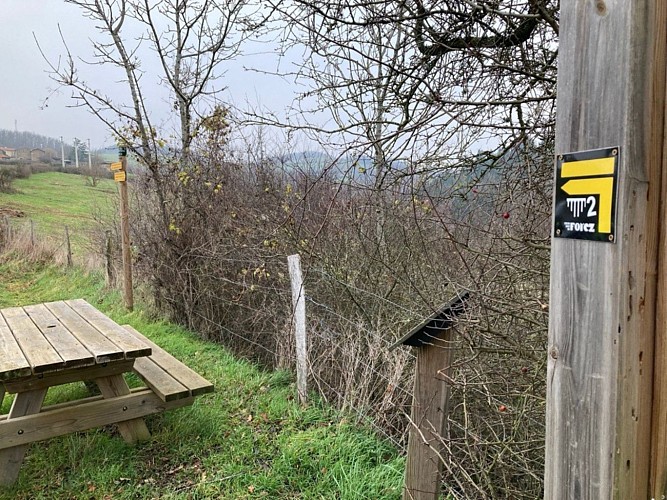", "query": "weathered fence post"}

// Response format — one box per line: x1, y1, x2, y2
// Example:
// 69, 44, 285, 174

114, 148, 133, 311
546, 2, 667, 499
287, 254, 307, 405
392, 291, 468, 500
105, 229, 114, 286
65, 225, 72, 267
29, 219, 34, 247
